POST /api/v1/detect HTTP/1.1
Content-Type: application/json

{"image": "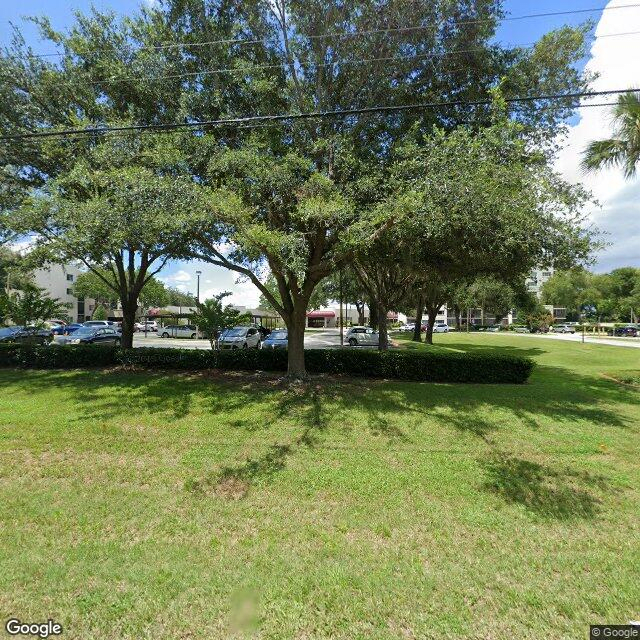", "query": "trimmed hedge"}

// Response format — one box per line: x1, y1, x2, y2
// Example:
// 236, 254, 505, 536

0, 344, 534, 384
